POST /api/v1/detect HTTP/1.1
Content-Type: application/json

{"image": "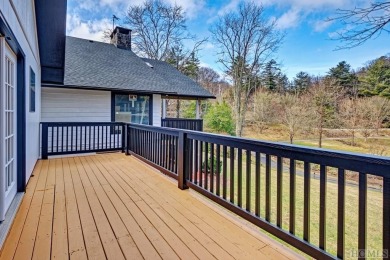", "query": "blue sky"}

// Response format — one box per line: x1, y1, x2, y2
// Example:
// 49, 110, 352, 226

66, 0, 390, 80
